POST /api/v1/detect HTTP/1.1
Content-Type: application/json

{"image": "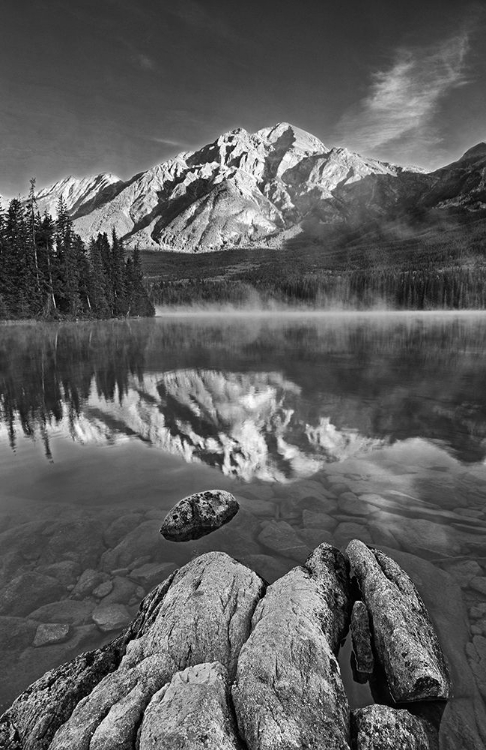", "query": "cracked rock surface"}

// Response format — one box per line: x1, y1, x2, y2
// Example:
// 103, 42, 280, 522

232, 544, 351, 750
346, 540, 451, 702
